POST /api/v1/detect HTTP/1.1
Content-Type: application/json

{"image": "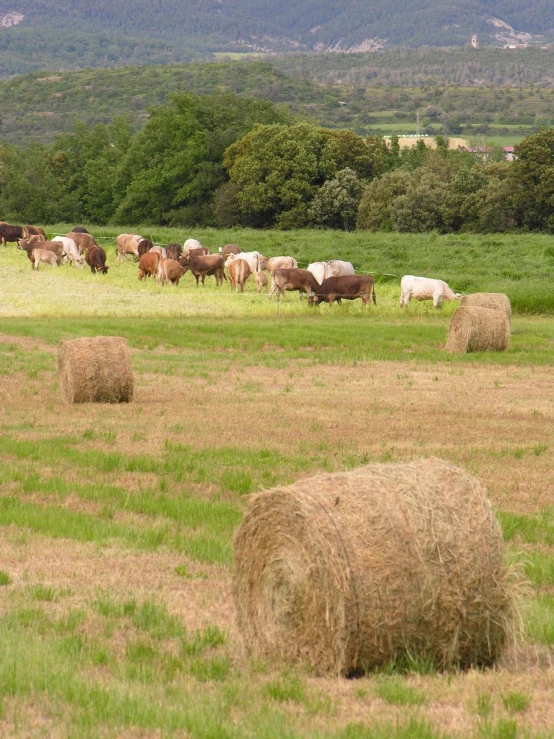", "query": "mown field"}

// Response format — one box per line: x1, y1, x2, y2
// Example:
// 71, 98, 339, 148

2, 228, 554, 737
